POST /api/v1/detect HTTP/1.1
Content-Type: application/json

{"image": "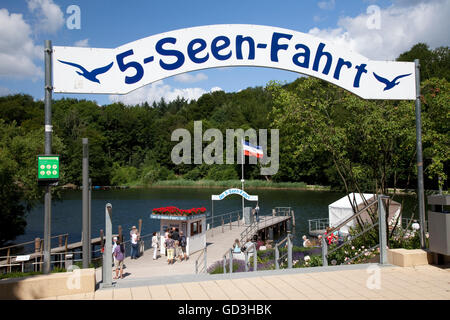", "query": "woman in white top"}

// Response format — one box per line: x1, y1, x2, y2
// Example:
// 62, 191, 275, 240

130, 226, 139, 259
162, 229, 169, 256
152, 232, 159, 260
302, 235, 312, 247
